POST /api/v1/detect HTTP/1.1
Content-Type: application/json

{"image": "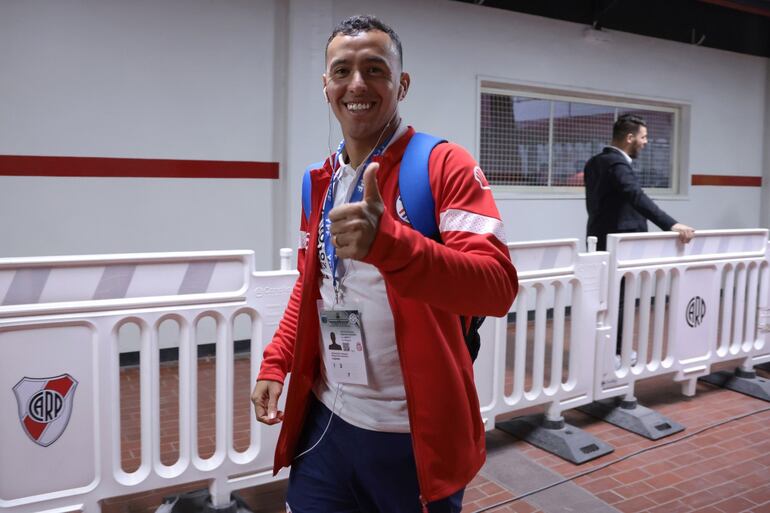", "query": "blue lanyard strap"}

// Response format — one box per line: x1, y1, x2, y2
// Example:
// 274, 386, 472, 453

321, 133, 395, 302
